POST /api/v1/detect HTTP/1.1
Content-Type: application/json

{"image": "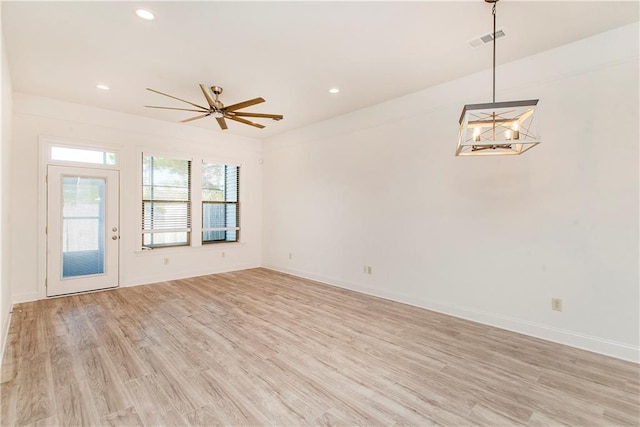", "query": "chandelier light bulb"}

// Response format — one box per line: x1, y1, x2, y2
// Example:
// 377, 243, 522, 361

473, 127, 481, 142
